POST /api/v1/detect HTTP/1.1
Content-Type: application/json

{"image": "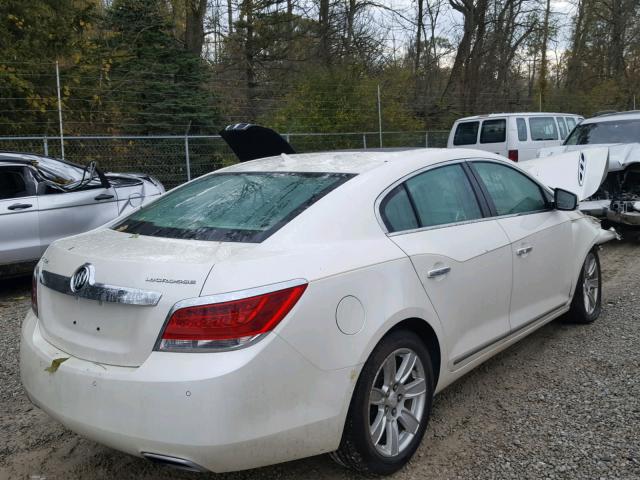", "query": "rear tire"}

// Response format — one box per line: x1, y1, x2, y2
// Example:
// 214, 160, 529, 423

330, 330, 434, 475
566, 249, 602, 324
